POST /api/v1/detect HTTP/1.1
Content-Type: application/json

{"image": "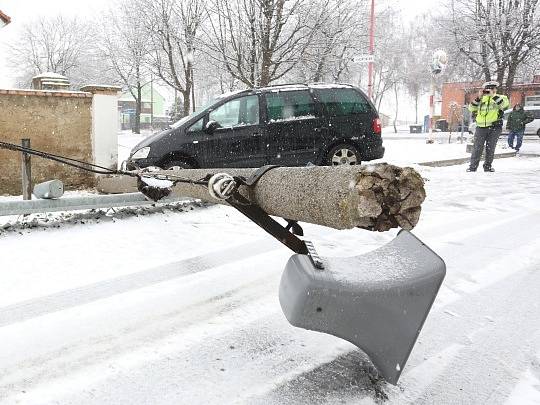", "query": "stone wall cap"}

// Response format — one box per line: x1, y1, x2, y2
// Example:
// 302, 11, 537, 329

32, 72, 69, 80
0, 88, 92, 98
80, 85, 123, 94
